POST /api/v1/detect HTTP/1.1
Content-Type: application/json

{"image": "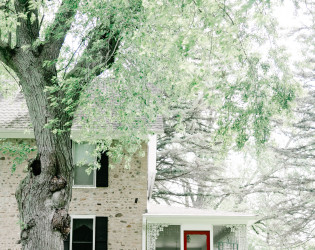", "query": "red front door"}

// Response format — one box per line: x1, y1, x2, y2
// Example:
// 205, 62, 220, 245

184, 231, 210, 250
